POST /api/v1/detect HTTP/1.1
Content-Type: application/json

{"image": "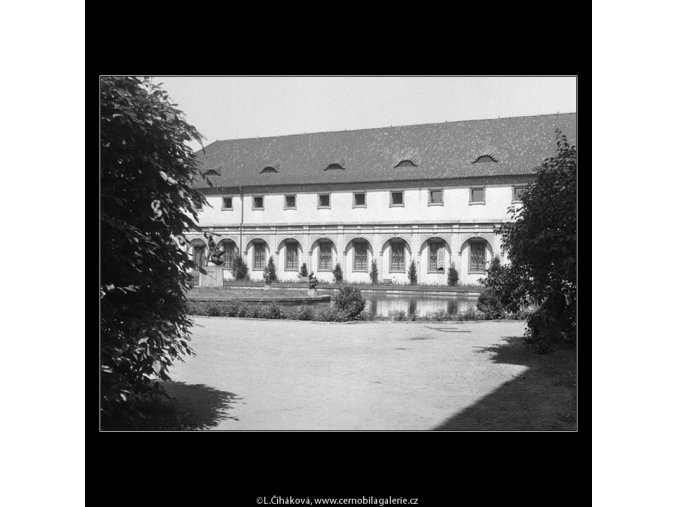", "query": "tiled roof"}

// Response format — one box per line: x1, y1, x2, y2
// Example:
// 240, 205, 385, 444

191, 112, 576, 189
